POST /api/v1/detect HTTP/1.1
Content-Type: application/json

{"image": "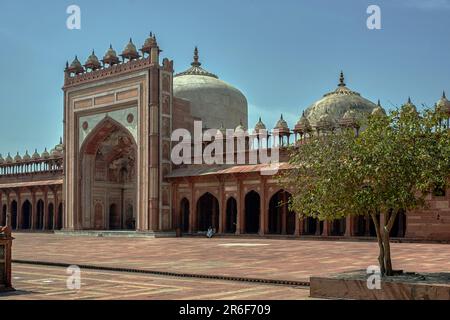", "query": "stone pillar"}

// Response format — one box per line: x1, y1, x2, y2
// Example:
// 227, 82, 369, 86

259, 178, 266, 236
5, 193, 10, 228
0, 195, 3, 226
43, 189, 48, 231
322, 221, 329, 237
345, 215, 353, 237
236, 180, 243, 235
365, 214, 371, 236
54, 190, 59, 230
281, 192, 287, 235
17, 192, 21, 230
218, 182, 225, 234
31, 191, 36, 230
315, 219, 321, 236
189, 181, 195, 233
